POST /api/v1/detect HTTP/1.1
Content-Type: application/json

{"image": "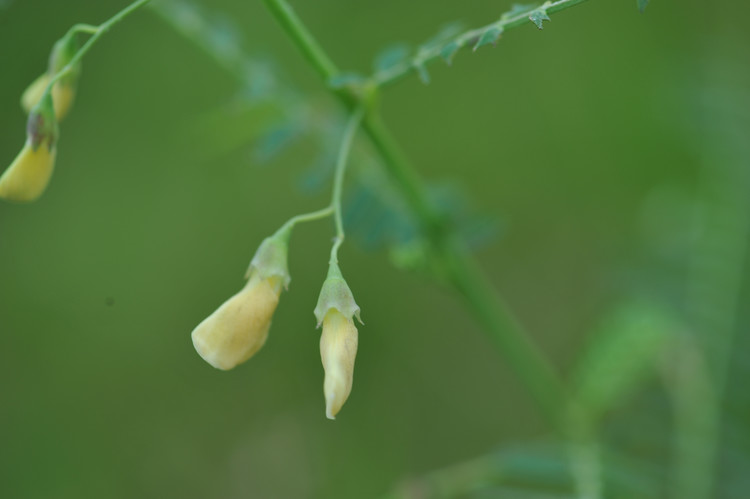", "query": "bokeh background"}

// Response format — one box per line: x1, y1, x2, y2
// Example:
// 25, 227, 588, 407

1, 0, 748, 498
